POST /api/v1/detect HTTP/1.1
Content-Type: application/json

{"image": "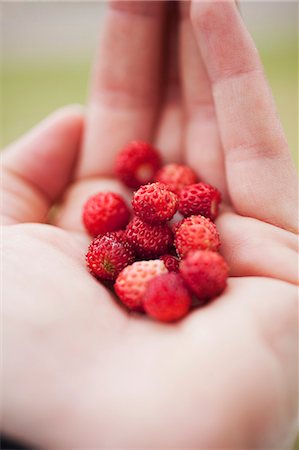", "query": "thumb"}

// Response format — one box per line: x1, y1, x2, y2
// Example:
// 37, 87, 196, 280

1, 106, 84, 225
